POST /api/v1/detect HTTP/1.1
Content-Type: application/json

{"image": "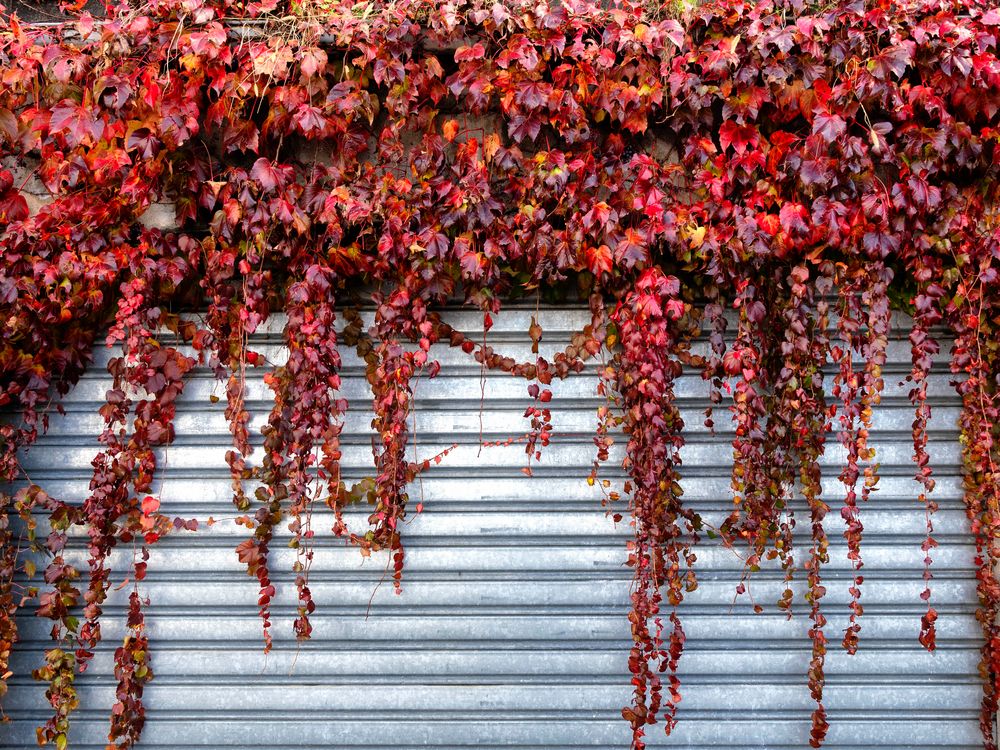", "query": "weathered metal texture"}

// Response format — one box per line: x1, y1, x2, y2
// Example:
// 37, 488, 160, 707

3, 306, 983, 748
